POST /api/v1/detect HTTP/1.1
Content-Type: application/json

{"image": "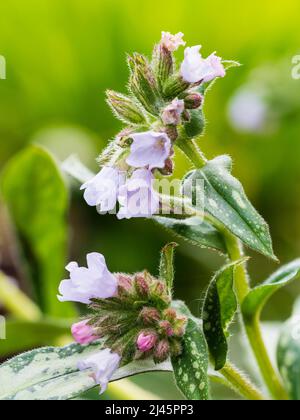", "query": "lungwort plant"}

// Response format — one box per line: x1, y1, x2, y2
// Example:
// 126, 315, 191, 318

1, 32, 300, 401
